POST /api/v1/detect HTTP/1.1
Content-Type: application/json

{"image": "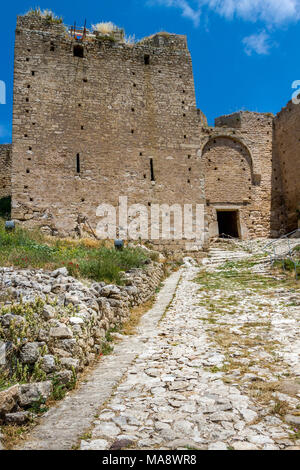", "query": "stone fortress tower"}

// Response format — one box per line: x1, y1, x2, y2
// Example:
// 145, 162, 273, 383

0, 11, 299, 249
